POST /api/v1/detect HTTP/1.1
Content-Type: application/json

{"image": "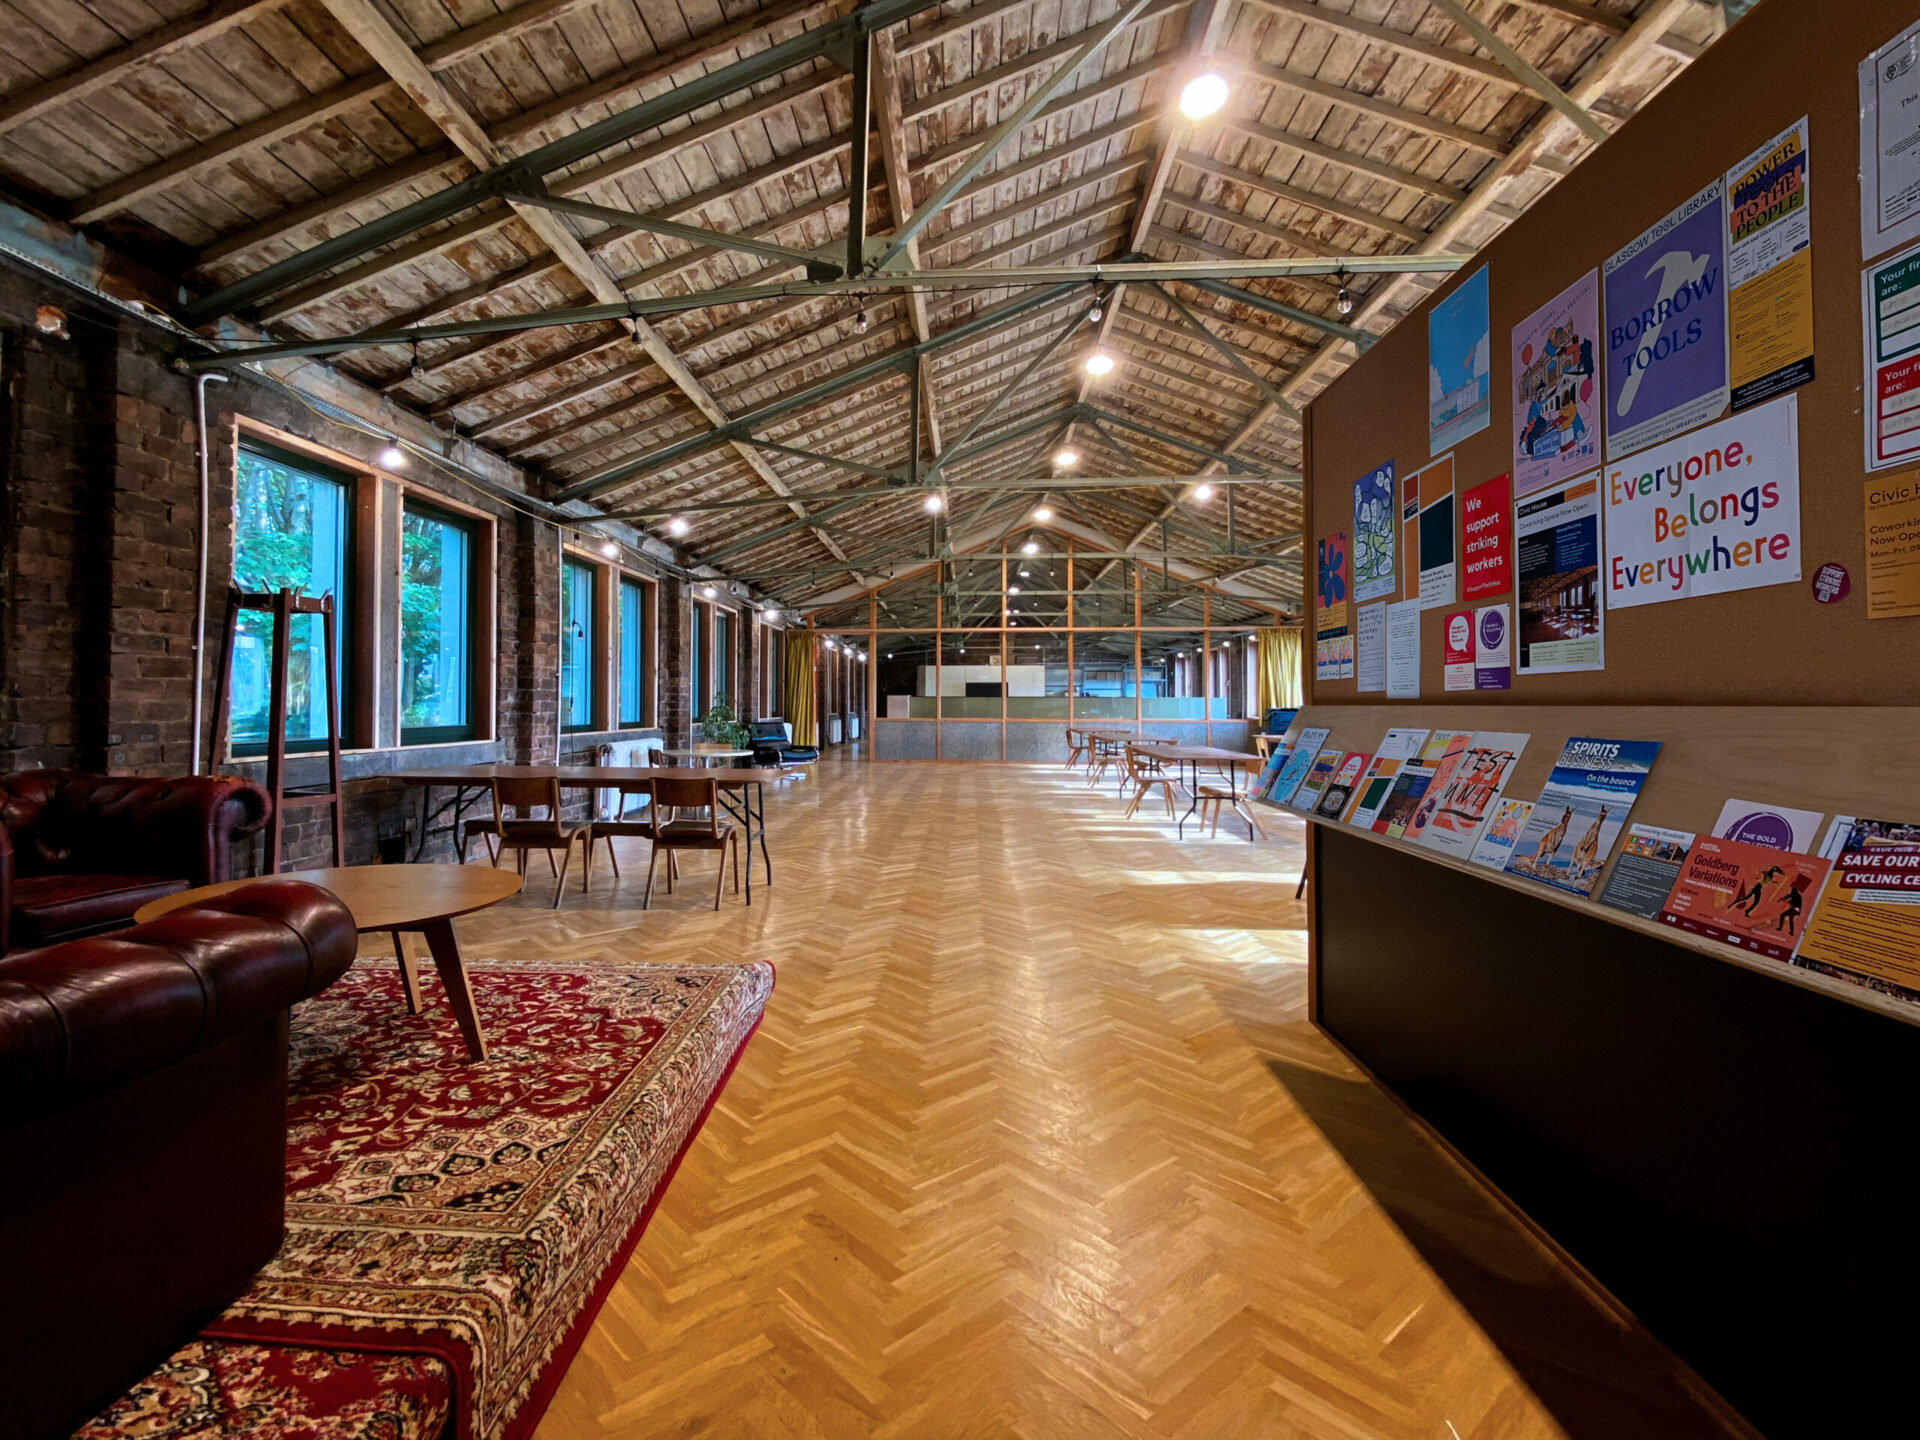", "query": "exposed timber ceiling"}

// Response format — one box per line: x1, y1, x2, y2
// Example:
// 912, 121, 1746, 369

0, 0, 1728, 615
